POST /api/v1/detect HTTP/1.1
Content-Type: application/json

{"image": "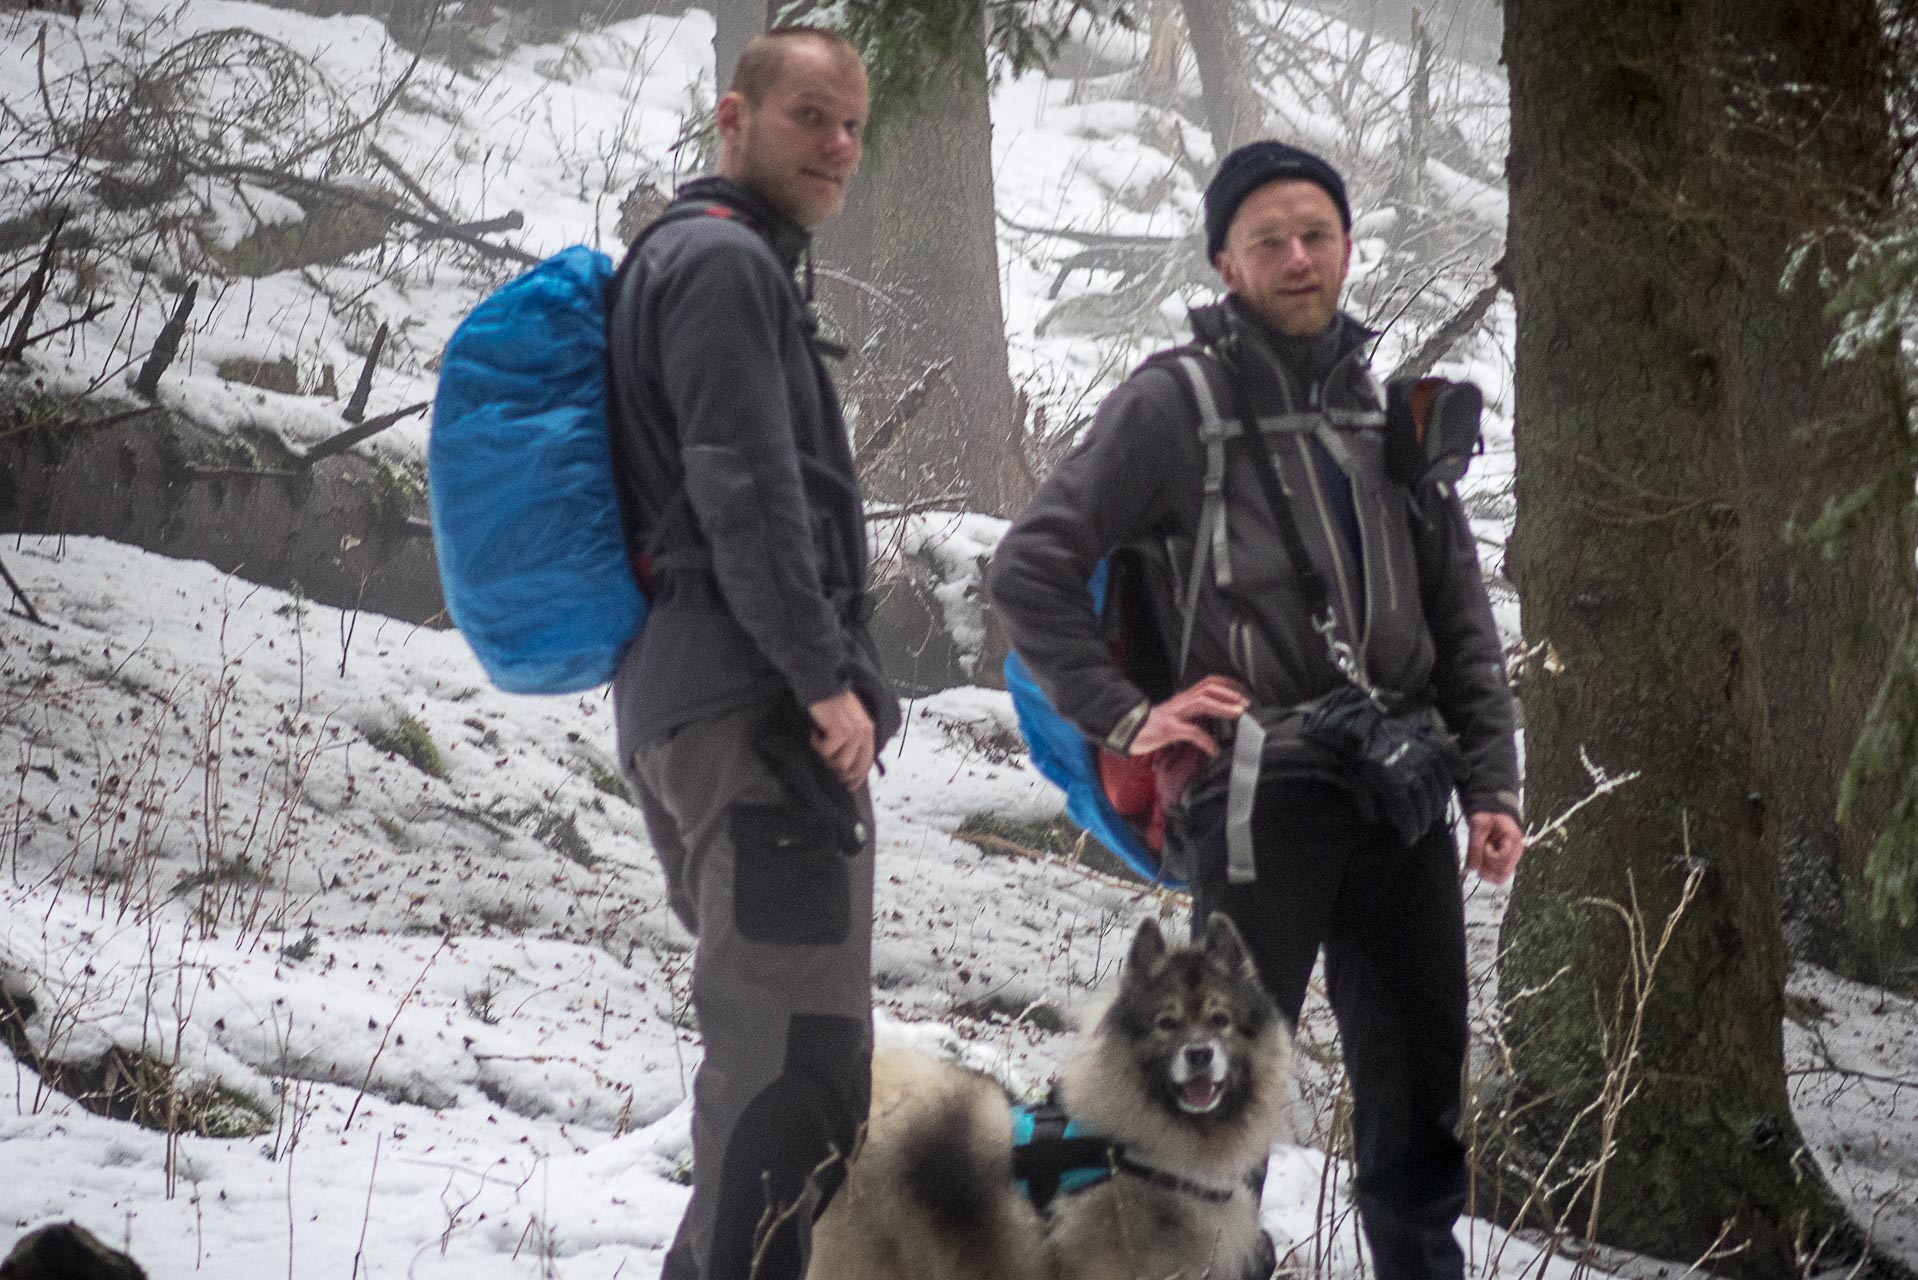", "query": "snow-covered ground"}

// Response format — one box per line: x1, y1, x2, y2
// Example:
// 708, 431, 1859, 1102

0, 536, 1127, 1277
4, 537, 1914, 1277
2, 0, 1914, 1275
